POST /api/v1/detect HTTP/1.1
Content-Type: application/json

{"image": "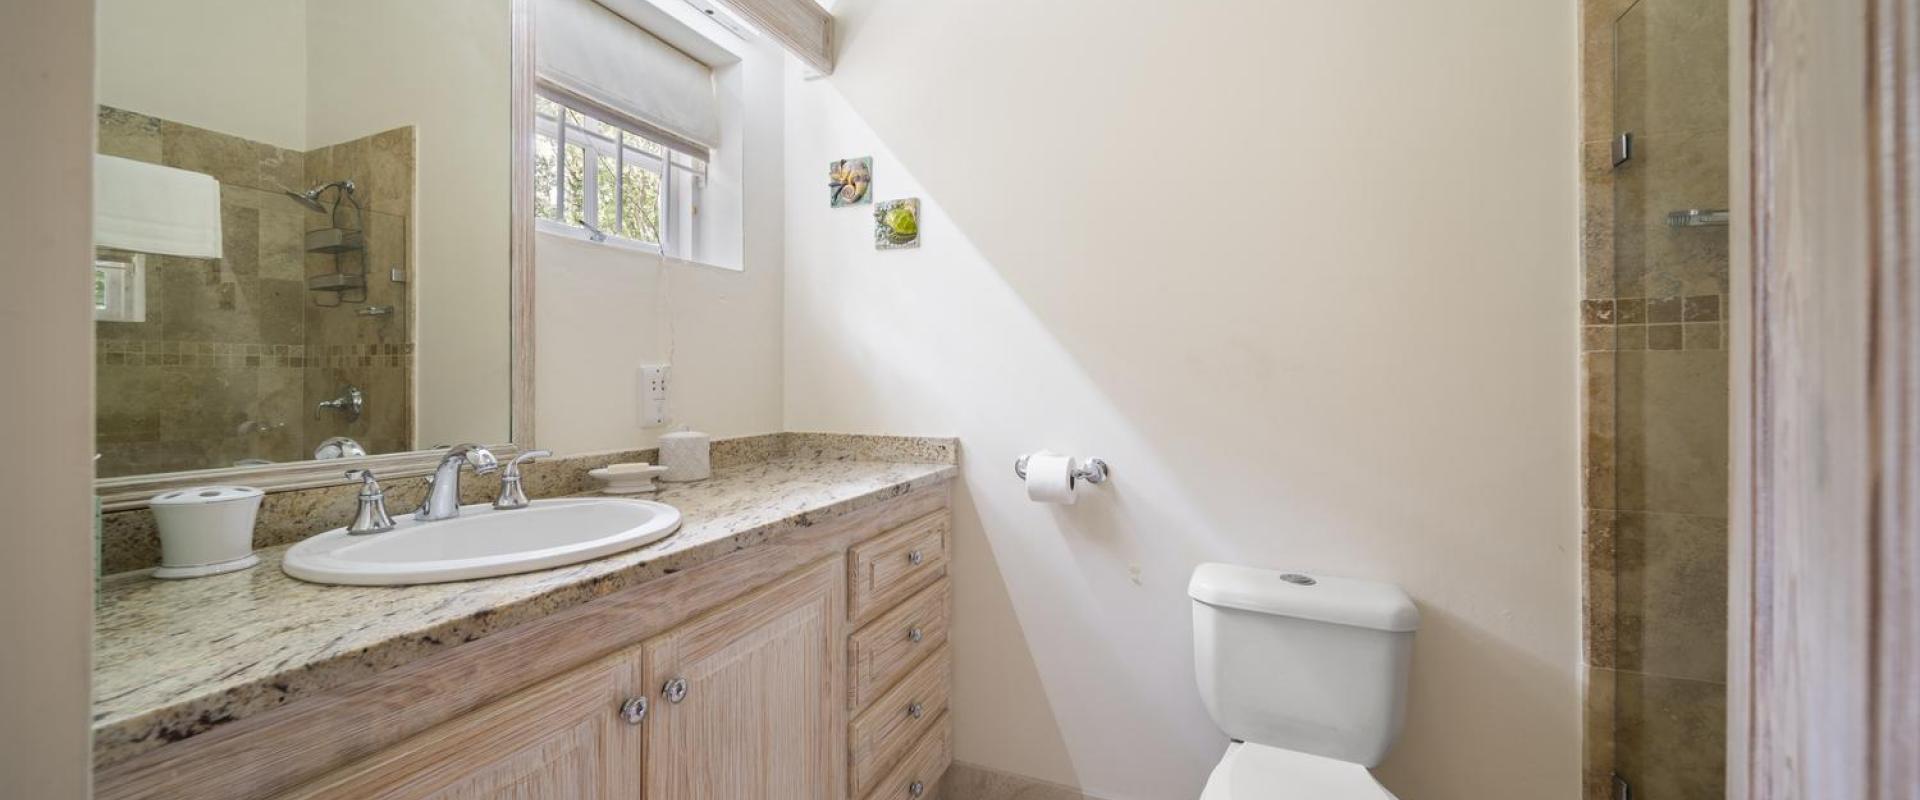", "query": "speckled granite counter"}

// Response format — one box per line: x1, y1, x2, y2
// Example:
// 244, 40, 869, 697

93, 446, 957, 767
